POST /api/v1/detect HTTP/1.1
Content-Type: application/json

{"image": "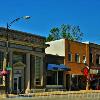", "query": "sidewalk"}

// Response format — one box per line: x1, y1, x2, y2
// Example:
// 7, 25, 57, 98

1, 90, 100, 98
